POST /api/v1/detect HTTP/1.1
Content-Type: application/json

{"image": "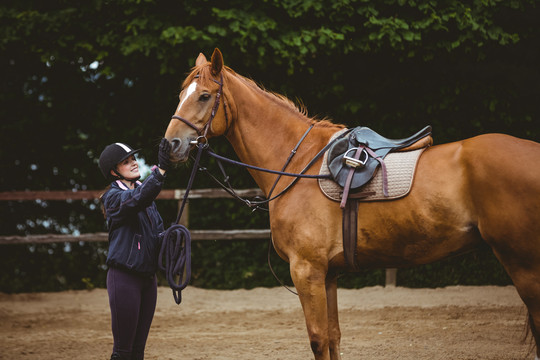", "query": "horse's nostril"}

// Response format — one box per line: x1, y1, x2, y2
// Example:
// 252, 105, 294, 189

171, 138, 181, 151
